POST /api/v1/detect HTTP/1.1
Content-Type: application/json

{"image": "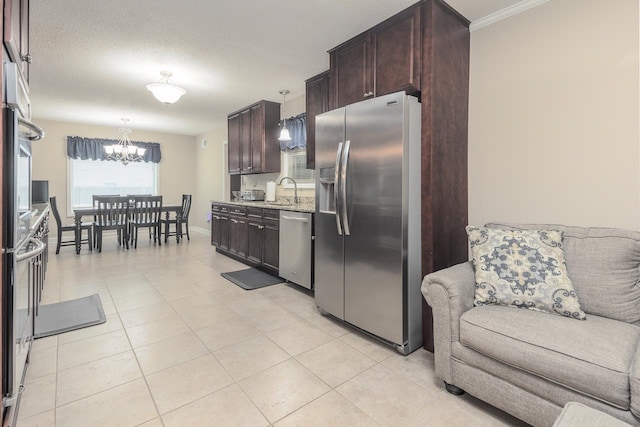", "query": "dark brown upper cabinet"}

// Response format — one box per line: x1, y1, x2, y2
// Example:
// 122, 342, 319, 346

4, 0, 30, 85
330, 34, 371, 109
329, 3, 421, 109
227, 100, 281, 175
372, 5, 421, 97
304, 70, 330, 170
